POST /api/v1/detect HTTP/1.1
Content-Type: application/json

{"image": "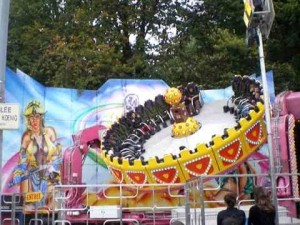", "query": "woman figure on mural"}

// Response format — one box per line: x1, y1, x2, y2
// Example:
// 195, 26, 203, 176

11, 100, 62, 209
205, 162, 256, 206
